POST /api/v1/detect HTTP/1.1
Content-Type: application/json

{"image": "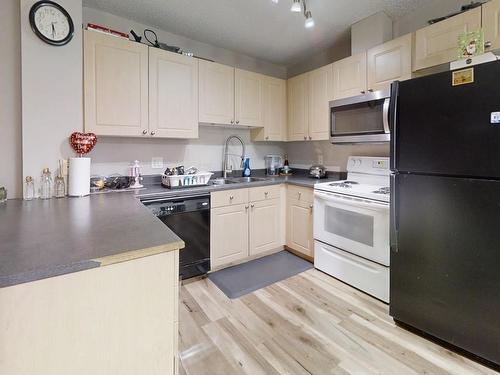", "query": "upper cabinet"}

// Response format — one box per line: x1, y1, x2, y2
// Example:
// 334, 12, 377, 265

198, 60, 235, 125
84, 30, 149, 137
149, 48, 199, 139
235, 69, 264, 127
308, 64, 333, 140
251, 76, 287, 141
287, 73, 309, 141
483, 0, 500, 51
413, 8, 481, 71
199, 61, 264, 127
367, 34, 412, 92
332, 52, 367, 100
